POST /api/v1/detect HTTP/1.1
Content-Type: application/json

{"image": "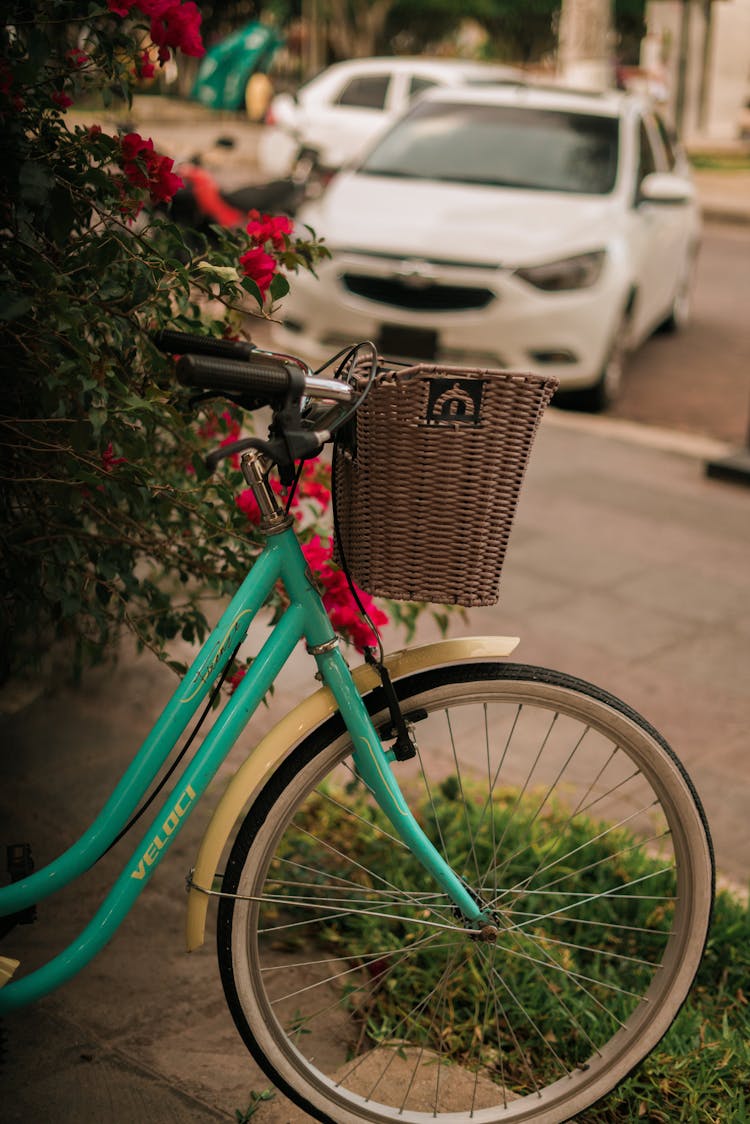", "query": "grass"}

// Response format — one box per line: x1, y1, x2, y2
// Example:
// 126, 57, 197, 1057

689, 152, 750, 172
268, 780, 749, 1122
577, 886, 750, 1122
